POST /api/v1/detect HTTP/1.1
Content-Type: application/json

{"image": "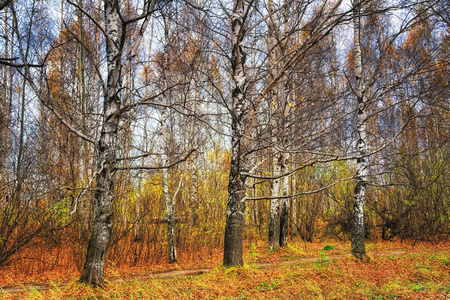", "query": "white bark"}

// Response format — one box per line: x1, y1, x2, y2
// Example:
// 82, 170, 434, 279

267, 0, 280, 250
80, 0, 121, 285
351, 0, 369, 260
189, 160, 199, 226
223, 0, 248, 266
162, 155, 177, 263
80, 0, 156, 285
160, 12, 177, 264
279, 153, 289, 246
268, 153, 281, 249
